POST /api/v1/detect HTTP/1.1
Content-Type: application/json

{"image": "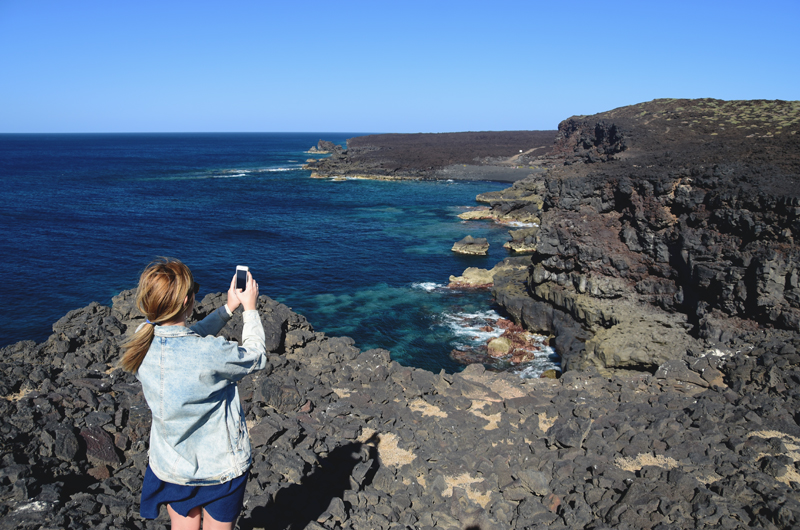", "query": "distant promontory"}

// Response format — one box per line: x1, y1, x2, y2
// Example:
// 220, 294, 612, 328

304, 130, 557, 182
